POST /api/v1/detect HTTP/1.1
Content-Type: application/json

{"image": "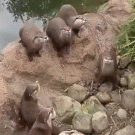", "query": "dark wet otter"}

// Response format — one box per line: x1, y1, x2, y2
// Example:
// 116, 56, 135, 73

19, 23, 48, 61
97, 48, 117, 87
58, 4, 87, 35
19, 83, 40, 129
28, 108, 56, 135
46, 17, 73, 56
